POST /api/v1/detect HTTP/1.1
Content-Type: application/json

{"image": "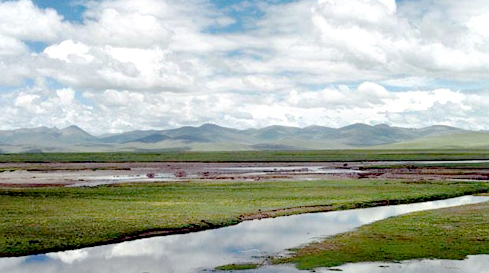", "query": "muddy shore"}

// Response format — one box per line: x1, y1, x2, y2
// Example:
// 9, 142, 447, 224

2, 161, 489, 188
